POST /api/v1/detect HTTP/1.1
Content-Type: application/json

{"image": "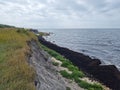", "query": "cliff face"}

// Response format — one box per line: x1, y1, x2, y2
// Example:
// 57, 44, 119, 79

27, 40, 66, 90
